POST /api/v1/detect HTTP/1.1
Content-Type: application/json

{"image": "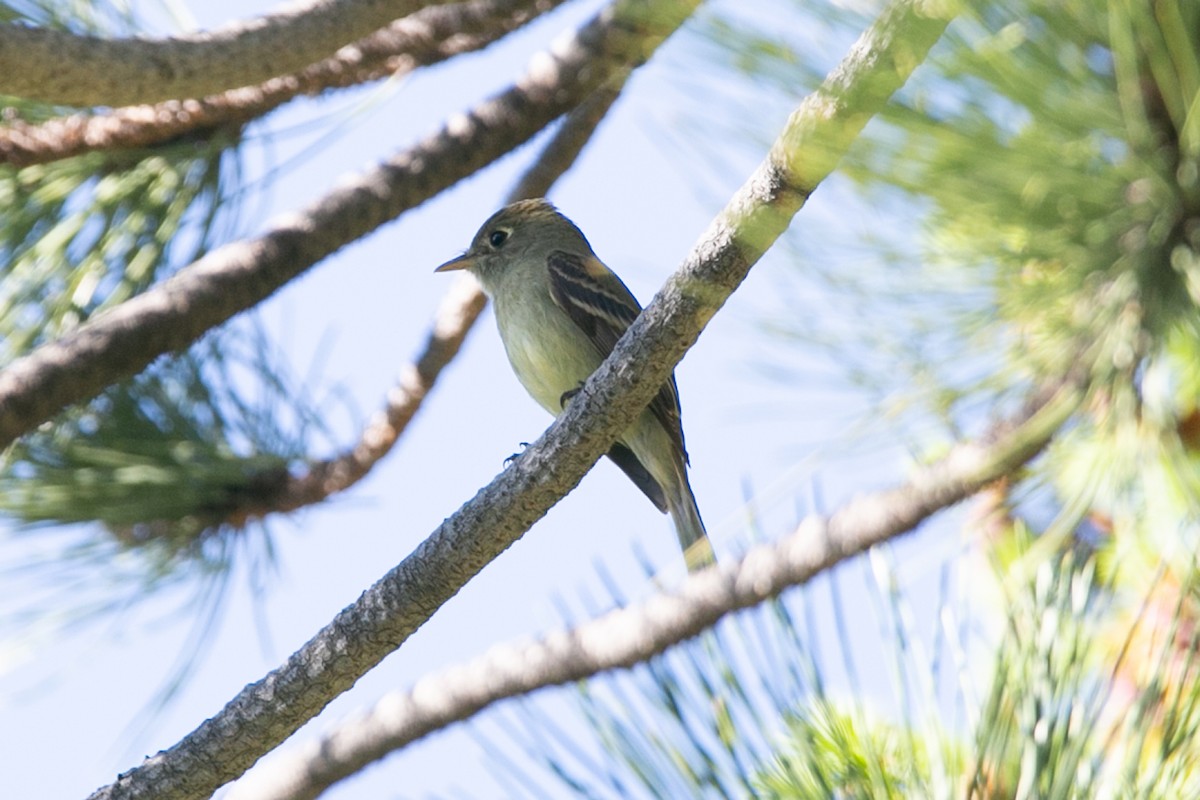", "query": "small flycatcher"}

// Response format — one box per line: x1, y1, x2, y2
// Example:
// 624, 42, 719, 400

436, 199, 714, 570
